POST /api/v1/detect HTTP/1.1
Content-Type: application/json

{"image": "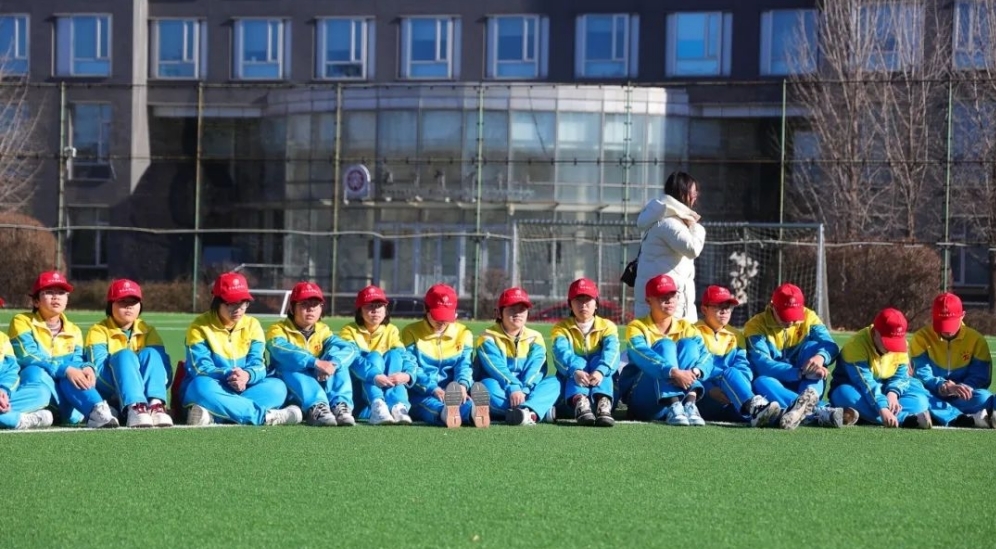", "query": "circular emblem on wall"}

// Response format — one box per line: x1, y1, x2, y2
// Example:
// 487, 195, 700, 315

344, 164, 372, 200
